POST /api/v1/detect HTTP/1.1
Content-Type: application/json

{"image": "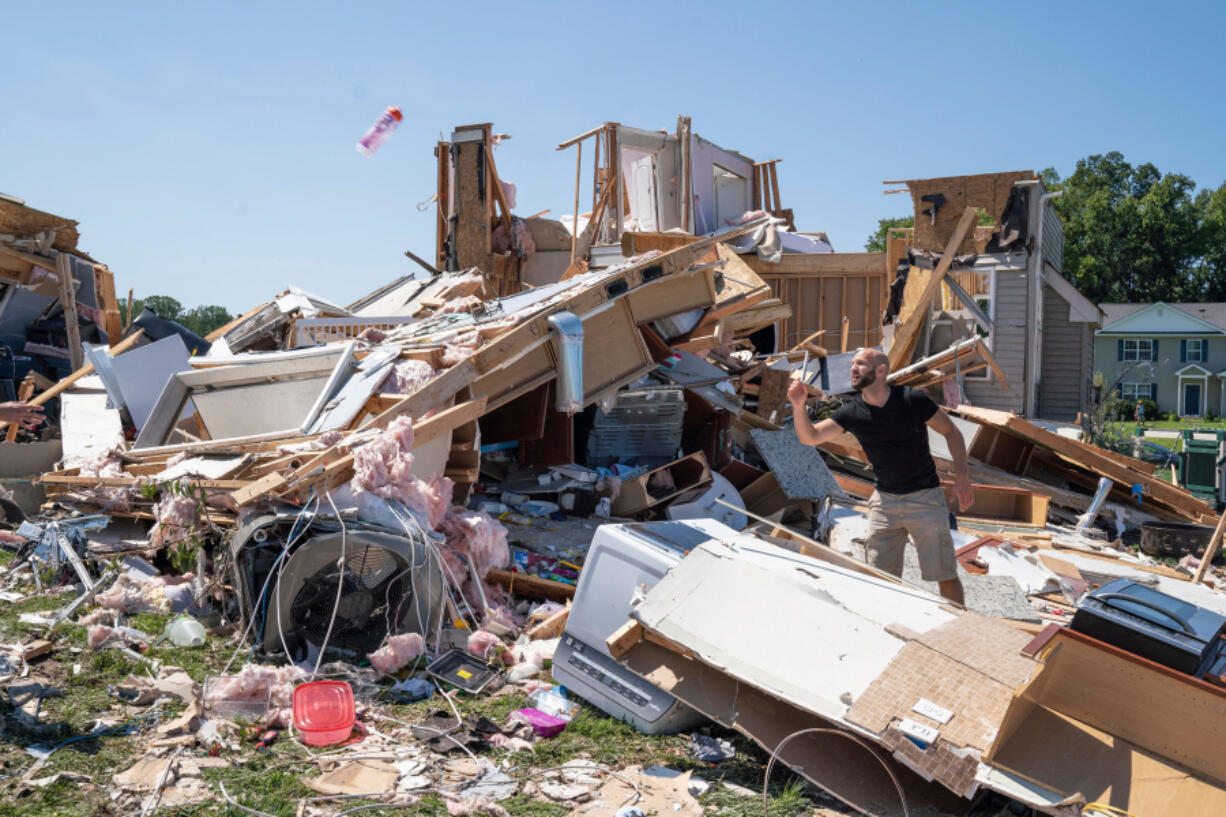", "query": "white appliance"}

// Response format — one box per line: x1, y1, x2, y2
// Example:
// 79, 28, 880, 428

553, 518, 737, 734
